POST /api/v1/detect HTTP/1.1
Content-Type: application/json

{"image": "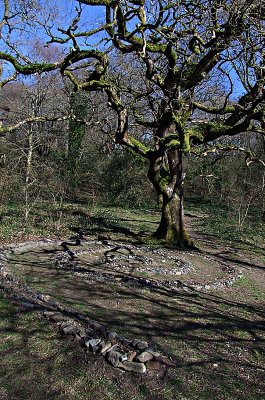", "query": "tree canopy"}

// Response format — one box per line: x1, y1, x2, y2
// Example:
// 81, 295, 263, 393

0, 0, 264, 247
